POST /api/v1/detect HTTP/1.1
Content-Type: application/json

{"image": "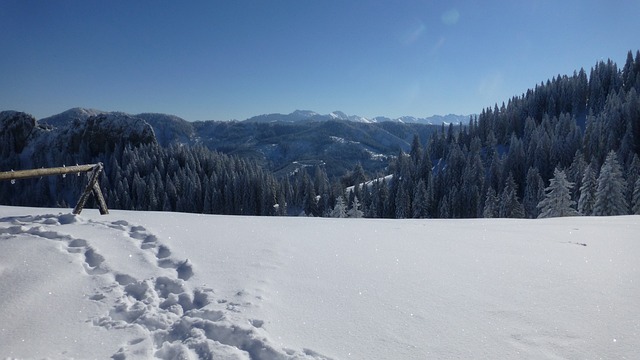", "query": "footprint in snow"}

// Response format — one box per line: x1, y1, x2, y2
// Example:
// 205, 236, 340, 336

0, 215, 110, 277
103, 220, 194, 280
